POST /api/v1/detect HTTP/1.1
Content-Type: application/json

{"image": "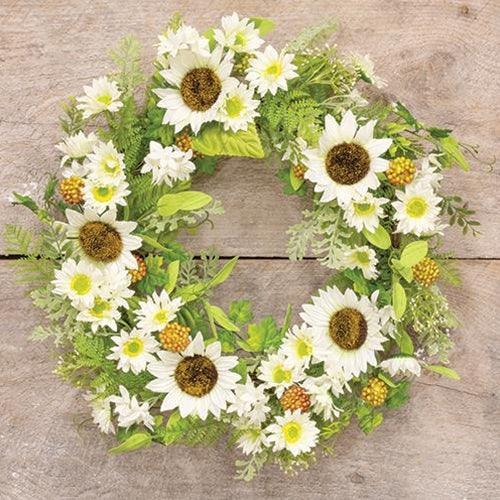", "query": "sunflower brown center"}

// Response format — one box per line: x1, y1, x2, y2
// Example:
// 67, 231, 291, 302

174, 354, 218, 397
180, 68, 222, 112
329, 307, 368, 350
78, 221, 123, 263
325, 143, 370, 185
